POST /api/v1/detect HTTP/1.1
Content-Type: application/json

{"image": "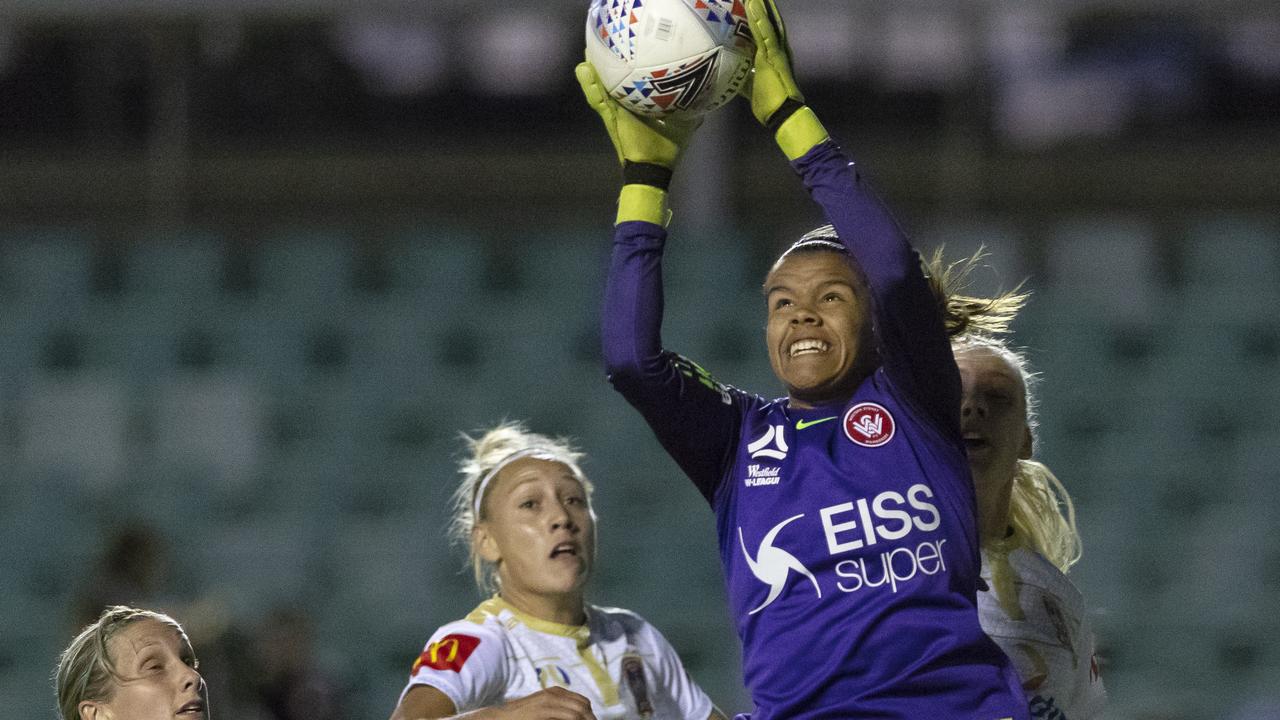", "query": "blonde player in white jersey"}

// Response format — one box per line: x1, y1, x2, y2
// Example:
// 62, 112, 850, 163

390, 422, 728, 720
953, 332, 1108, 720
